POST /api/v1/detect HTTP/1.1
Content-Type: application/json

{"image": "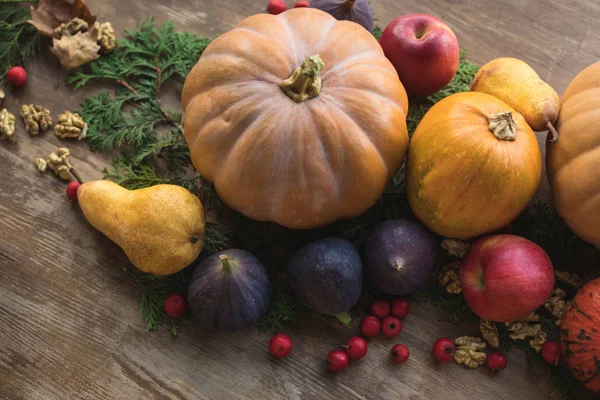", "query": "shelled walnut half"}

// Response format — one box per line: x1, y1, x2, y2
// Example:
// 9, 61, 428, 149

506, 312, 547, 352
0, 109, 16, 138
454, 336, 487, 368
20, 104, 52, 135
439, 261, 462, 294
55, 111, 87, 140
